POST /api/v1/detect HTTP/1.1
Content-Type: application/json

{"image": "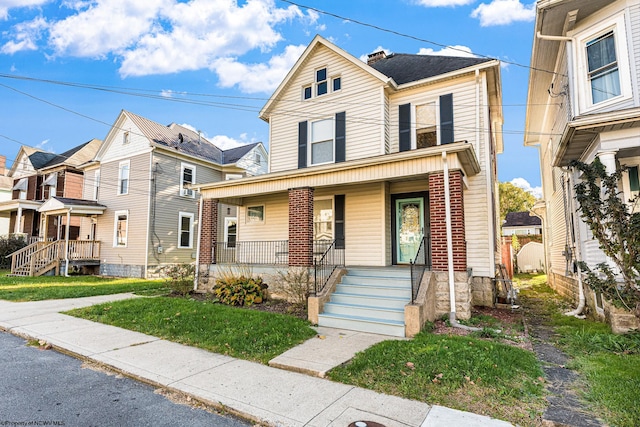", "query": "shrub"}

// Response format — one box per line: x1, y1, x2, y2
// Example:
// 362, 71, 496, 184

214, 275, 267, 307
163, 263, 195, 296
0, 235, 28, 269
270, 267, 310, 307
